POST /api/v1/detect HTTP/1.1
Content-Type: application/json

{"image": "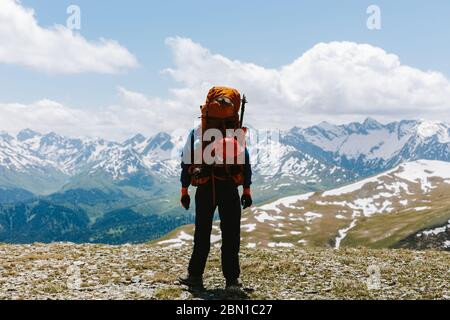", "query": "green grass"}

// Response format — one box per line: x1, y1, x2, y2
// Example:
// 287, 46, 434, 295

343, 205, 450, 248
